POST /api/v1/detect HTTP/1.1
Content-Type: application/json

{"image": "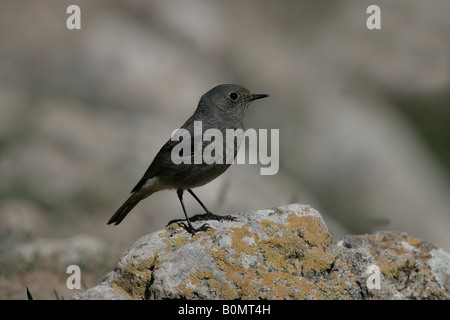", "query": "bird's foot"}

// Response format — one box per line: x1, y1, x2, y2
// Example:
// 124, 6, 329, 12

166, 212, 236, 227
177, 222, 211, 235
189, 211, 237, 222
